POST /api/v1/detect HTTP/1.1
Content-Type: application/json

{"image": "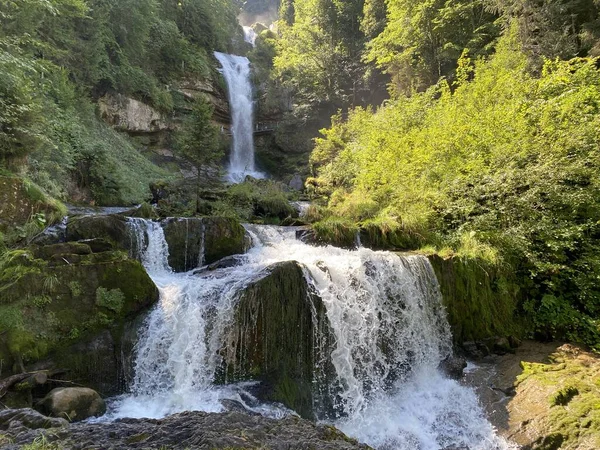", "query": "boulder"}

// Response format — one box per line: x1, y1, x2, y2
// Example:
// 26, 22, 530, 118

162, 217, 249, 272
79, 238, 114, 253
66, 215, 131, 251
289, 174, 304, 191
38, 388, 106, 421
203, 217, 250, 265
0, 248, 158, 394
439, 355, 467, 380
220, 261, 335, 420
